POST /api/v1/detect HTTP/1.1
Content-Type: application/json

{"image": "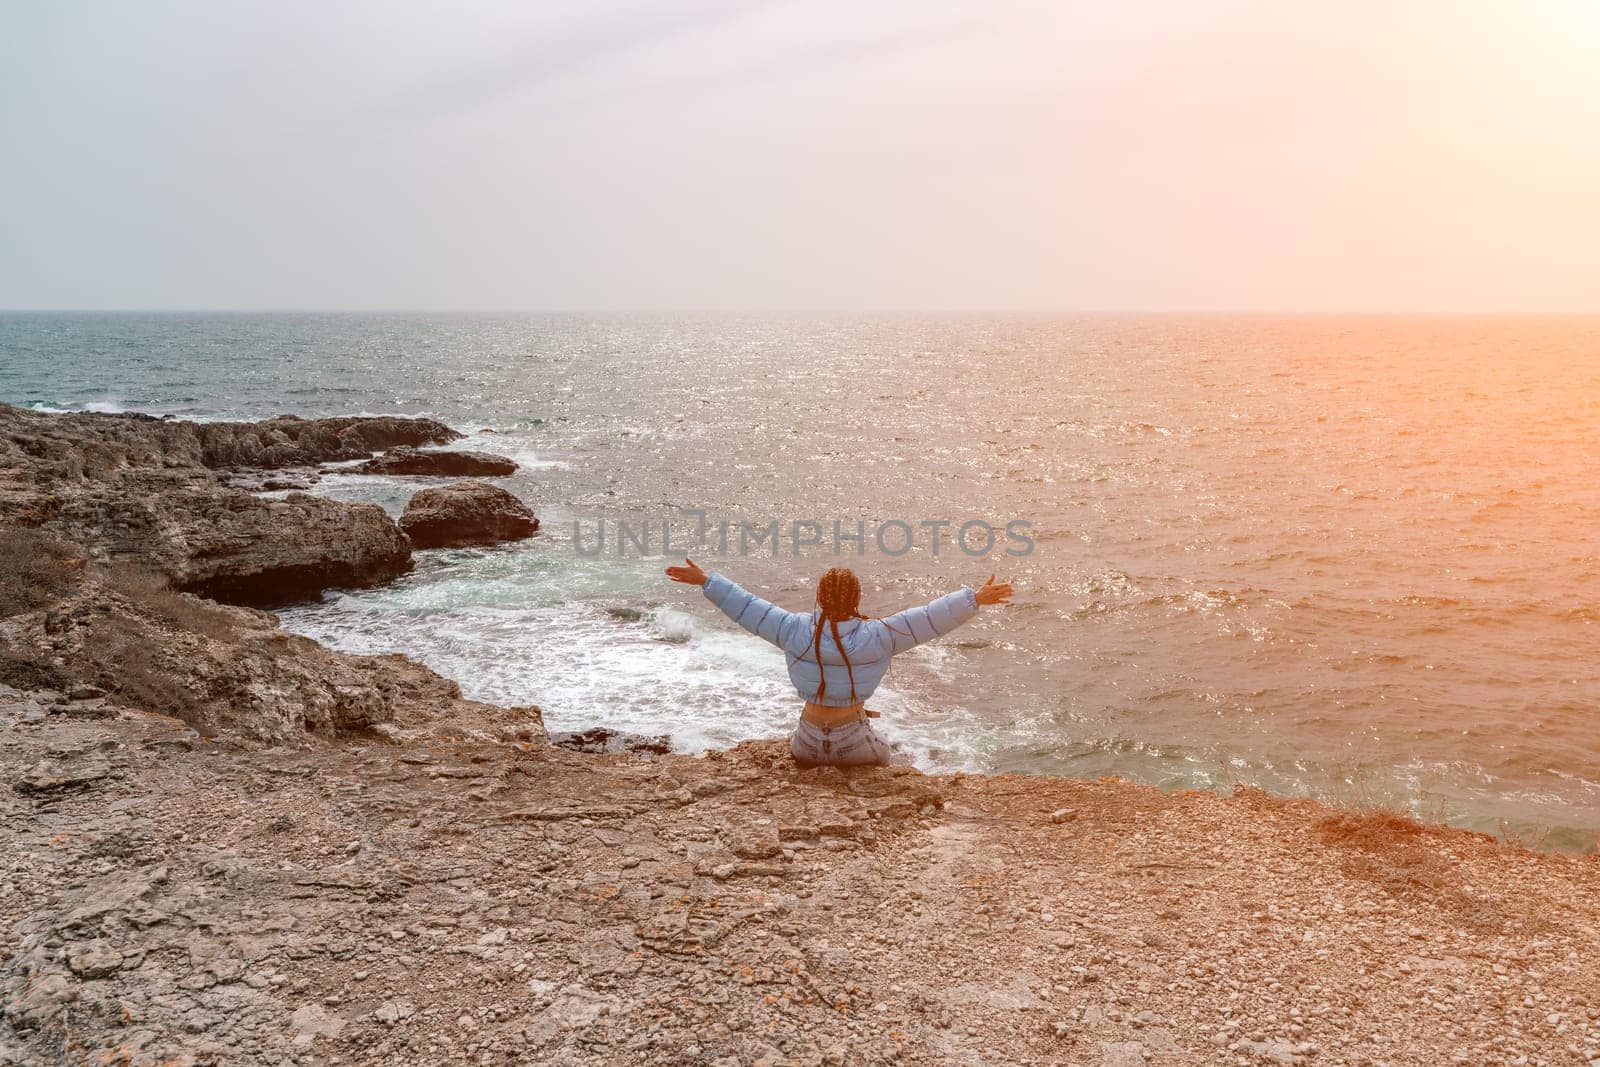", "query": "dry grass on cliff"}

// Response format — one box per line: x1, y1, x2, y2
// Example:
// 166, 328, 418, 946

102, 563, 240, 639
78, 565, 245, 730
0, 649, 66, 692
0, 525, 84, 618
77, 613, 213, 729
1314, 806, 1427, 848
